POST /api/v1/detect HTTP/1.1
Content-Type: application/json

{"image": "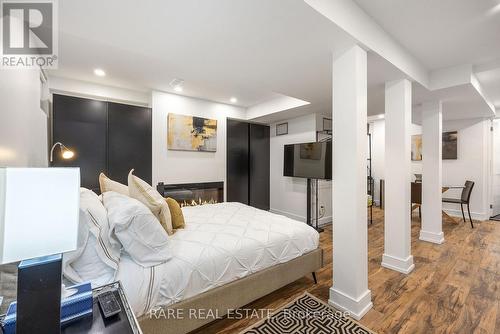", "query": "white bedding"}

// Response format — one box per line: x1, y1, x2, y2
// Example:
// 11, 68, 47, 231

114, 202, 319, 316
